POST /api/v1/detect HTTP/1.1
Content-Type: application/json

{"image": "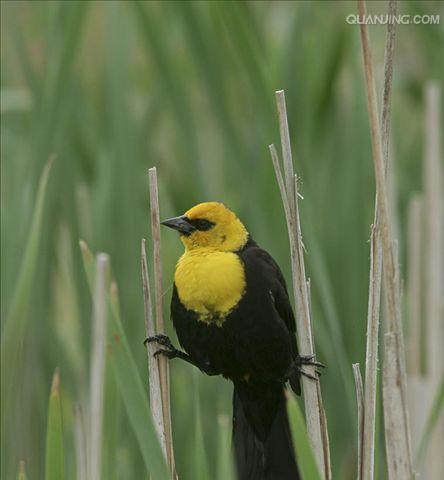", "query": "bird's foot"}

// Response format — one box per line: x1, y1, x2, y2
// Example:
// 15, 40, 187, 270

144, 334, 219, 376
153, 348, 181, 360
294, 355, 325, 380
143, 333, 174, 349
143, 334, 182, 360
296, 354, 325, 369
